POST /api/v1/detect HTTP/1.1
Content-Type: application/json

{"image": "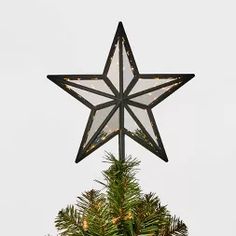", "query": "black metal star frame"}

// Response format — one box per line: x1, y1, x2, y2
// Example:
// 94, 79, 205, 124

47, 22, 194, 163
